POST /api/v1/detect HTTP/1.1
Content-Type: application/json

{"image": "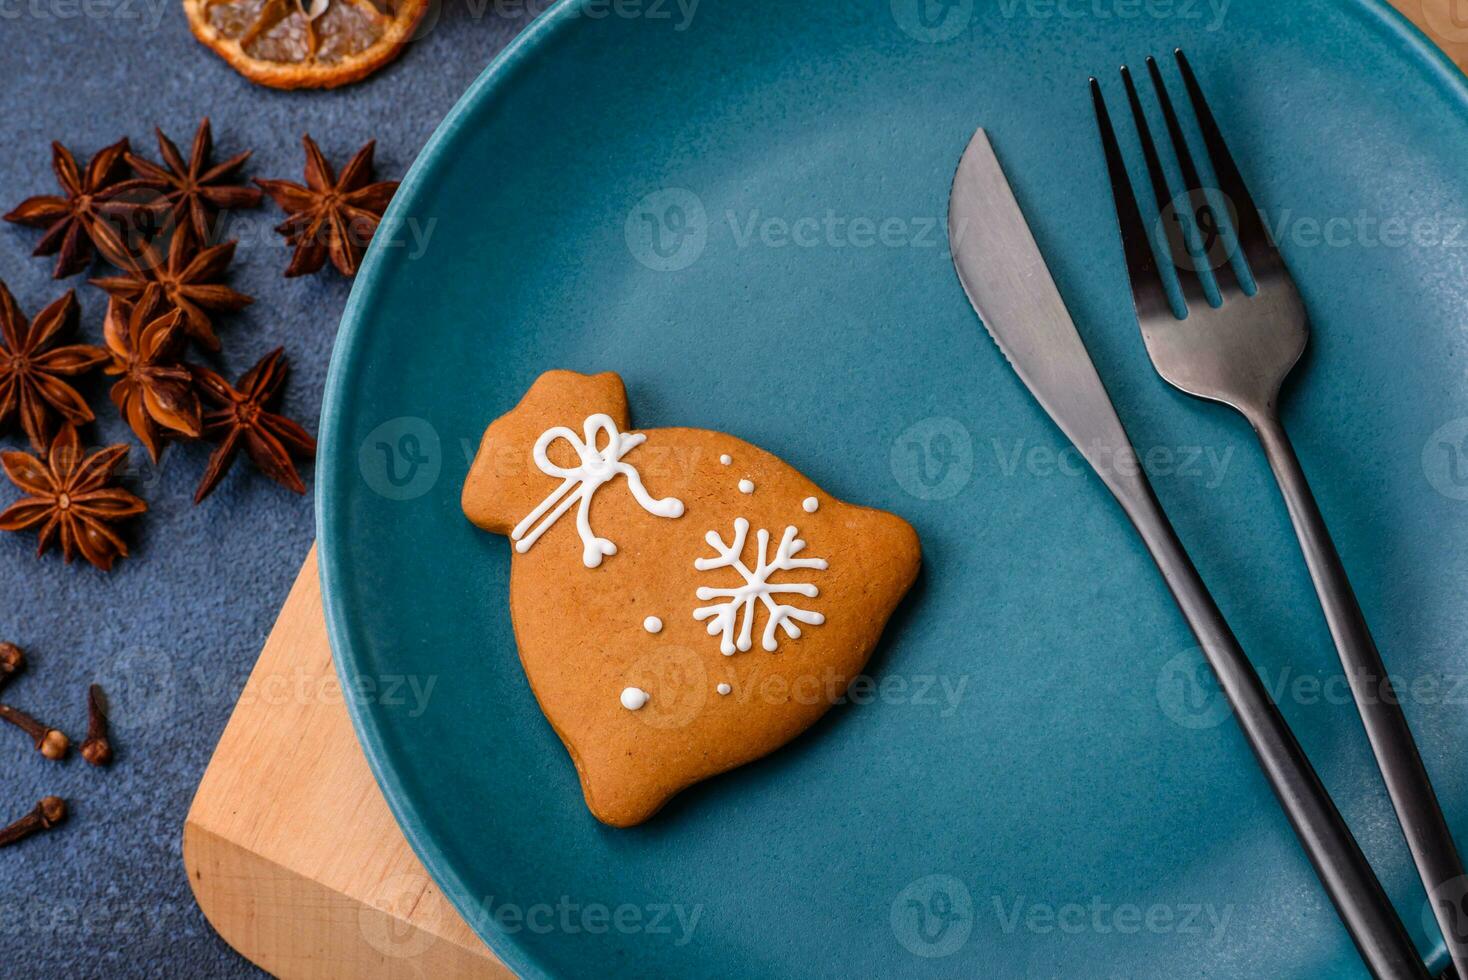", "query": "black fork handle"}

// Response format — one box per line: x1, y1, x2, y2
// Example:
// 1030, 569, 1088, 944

1111, 474, 1428, 980
1249, 409, 1468, 978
